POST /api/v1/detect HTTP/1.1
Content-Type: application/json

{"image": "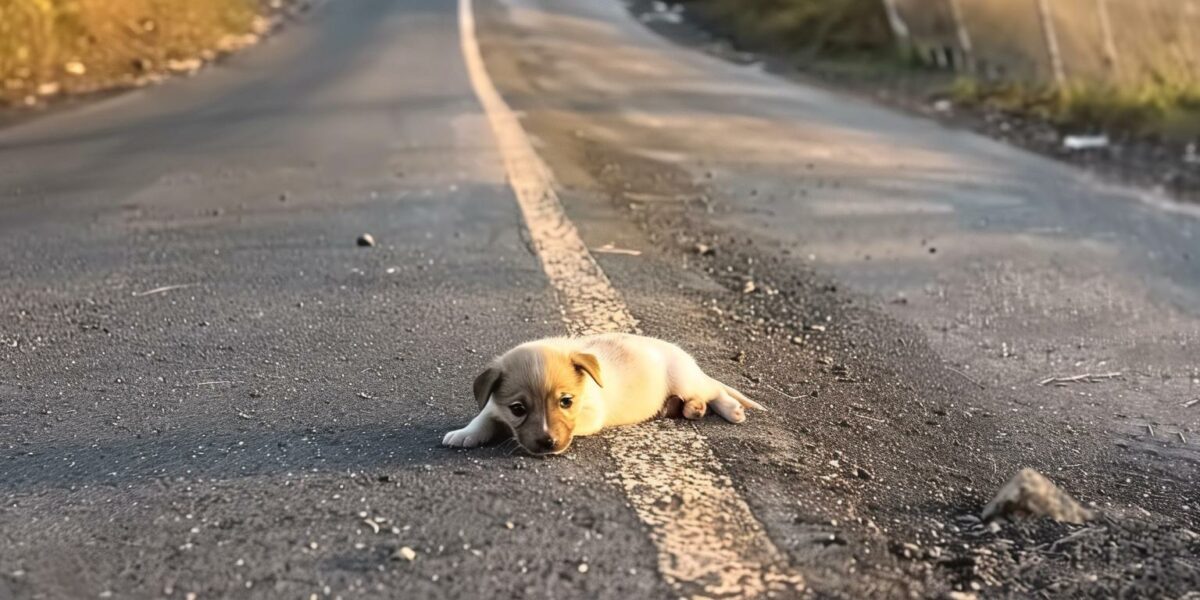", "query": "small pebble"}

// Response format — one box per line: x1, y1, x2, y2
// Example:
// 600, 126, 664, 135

393, 546, 417, 561
357, 233, 376, 247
